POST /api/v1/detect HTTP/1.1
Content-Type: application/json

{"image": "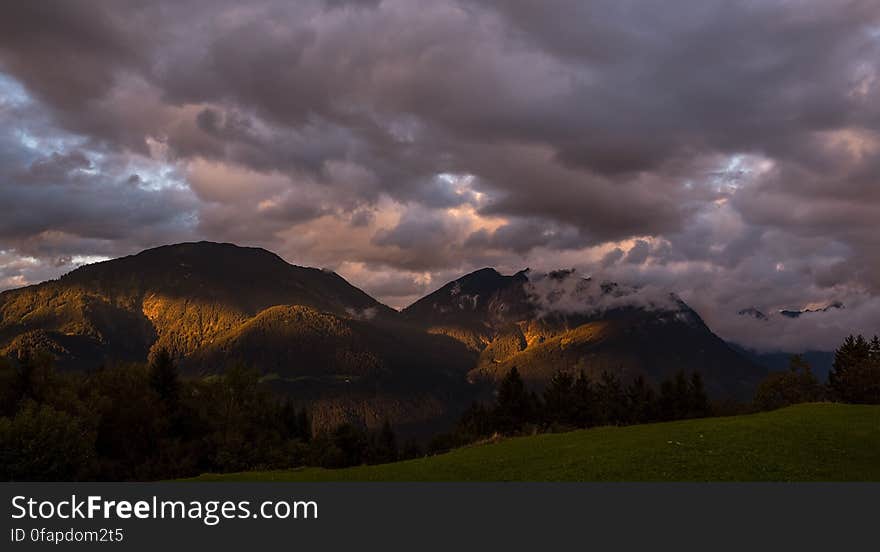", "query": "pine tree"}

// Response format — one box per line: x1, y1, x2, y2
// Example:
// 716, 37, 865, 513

148, 348, 180, 406
401, 439, 422, 460
14, 350, 36, 402
331, 423, 369, 467
626, 375, 657, 424
0, 355, 17, 416
375, 420, 398, 463
494, 367, 533, 433
673, 370, 690, 419
13, 349, 55, 404
297, 408, 312, 443
457, 401, 492, 437
688, 371, 710, 418
572, 370, 596, 428
658, 377, 676, 421
596, 371, 626, 425
543, 370, 576, 427
280, 399, 310, 441
829, 334, 880, 404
